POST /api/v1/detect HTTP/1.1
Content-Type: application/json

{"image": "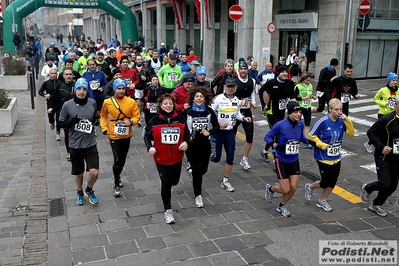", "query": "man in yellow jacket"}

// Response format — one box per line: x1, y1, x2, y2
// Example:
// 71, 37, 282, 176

100, 79, 141, 197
